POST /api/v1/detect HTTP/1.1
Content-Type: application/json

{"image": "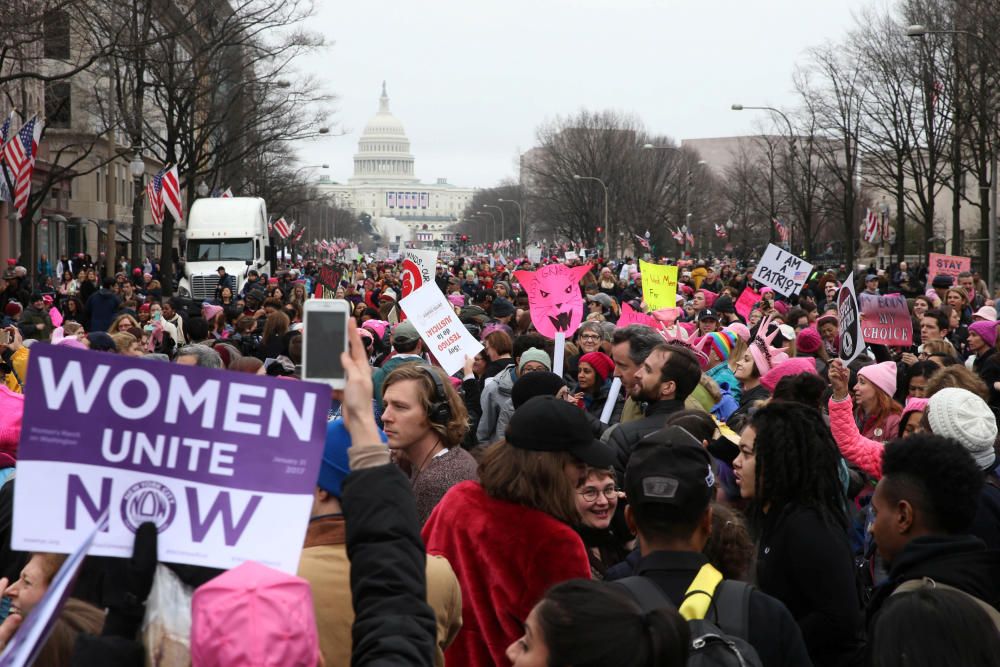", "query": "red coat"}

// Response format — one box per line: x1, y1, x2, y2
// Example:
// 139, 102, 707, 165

422, 481, 590, 667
